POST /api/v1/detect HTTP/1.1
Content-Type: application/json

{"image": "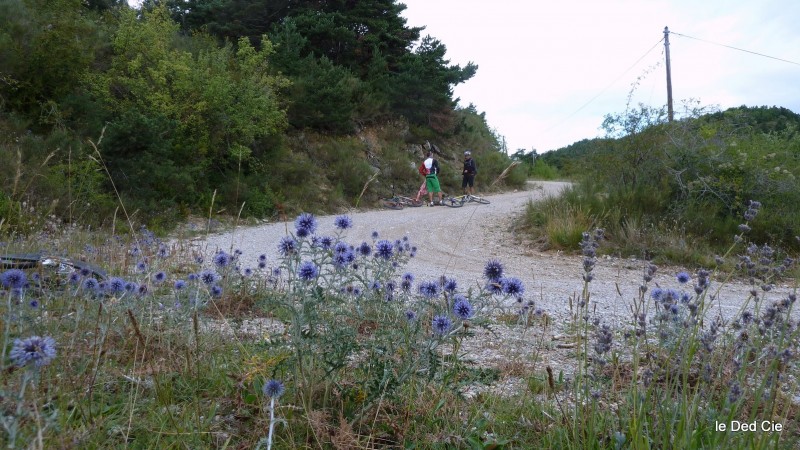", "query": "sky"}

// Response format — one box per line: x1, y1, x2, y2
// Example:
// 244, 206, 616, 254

399, 0, 800, 153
